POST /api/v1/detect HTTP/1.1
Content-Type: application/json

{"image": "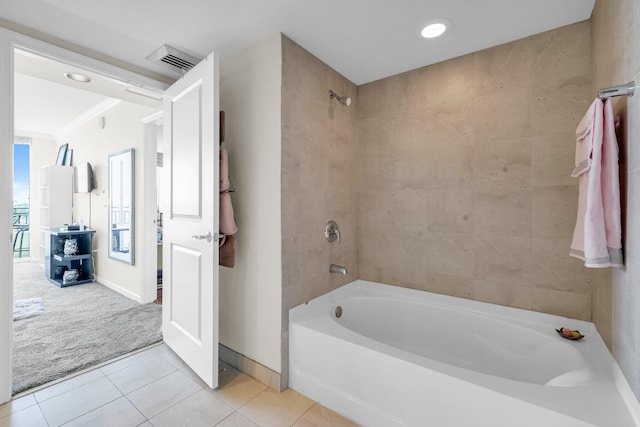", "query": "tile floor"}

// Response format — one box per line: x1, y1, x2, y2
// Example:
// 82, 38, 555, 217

0, 343, 358, 427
